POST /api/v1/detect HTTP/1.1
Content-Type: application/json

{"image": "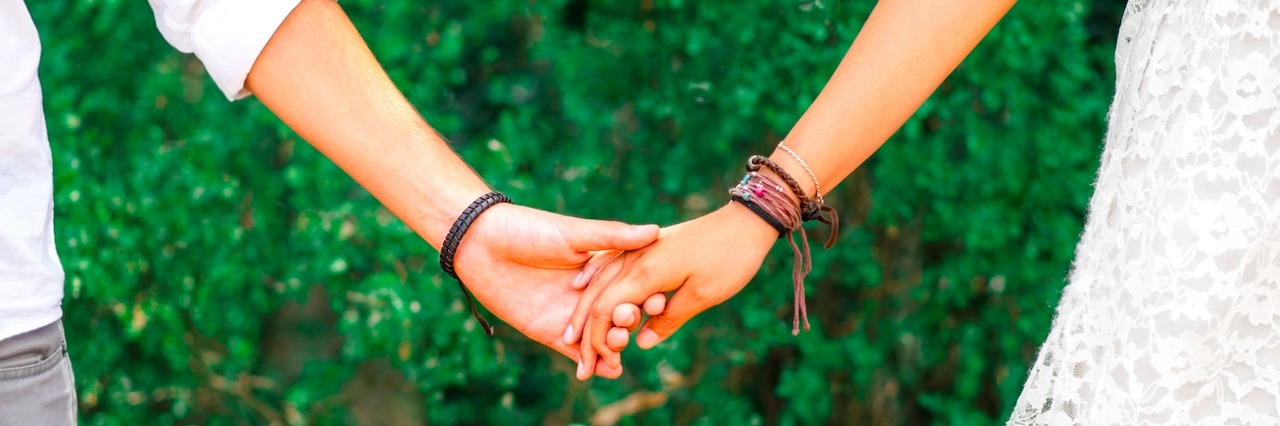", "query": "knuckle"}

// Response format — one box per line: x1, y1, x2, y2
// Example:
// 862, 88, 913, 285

589, 304, 614, 322
647, 313, 681, 333
686, 287, 720, 306
628, 266, 652, 285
